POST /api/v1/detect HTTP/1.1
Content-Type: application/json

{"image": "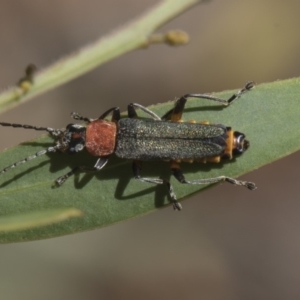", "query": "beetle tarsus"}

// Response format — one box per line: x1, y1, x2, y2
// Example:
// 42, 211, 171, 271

225, 177, 257, 190
173, 201, 182, 211
246, 181, 257, 190
245, 81, 255, 90
55, 176, 67, 186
